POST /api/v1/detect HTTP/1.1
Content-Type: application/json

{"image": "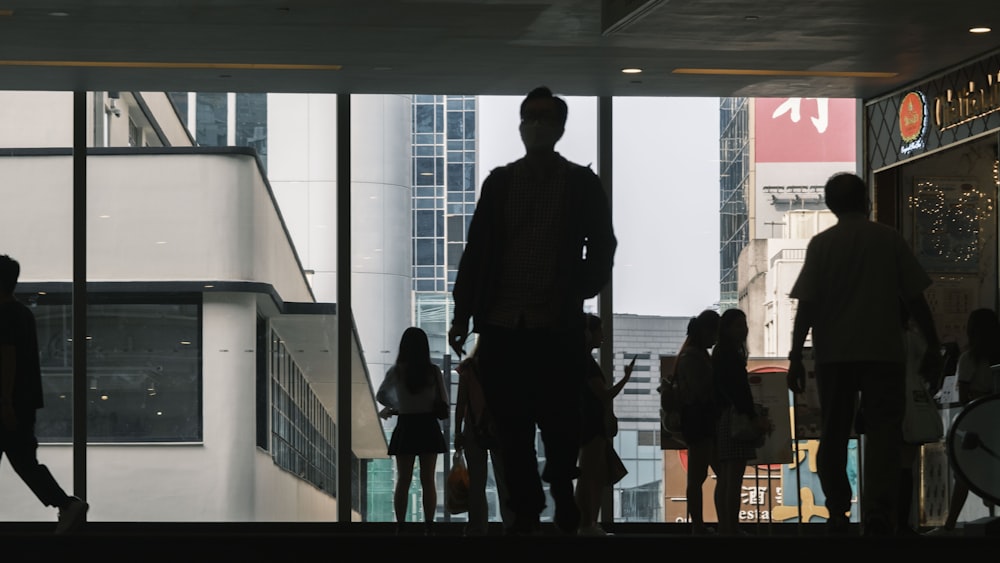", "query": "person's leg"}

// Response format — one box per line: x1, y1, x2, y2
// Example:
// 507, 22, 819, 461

535, 327, 584, 535
815, 363, 859, 530
5, 410, 88, 534
477, 327, 545, 534
686, 438, 711, 532
685, 436, 720, 534
463, 431, 490, 535
418, 453, 439, 532
857, 362, 905, 534
5, 409, 71, 508
575, 435, 605, 531
393, 454, 416, 529
715, 459, 743, 535
488, 446, 516, 529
